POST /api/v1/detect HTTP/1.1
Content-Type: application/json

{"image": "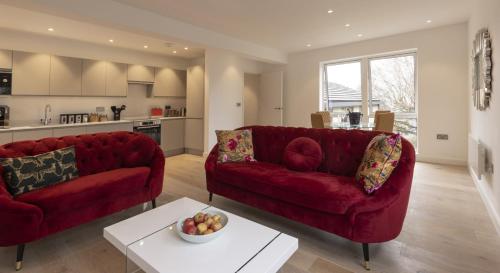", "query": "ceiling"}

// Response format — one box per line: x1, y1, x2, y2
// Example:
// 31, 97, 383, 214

0, 3, 205, 59
114, 0, 475, 52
